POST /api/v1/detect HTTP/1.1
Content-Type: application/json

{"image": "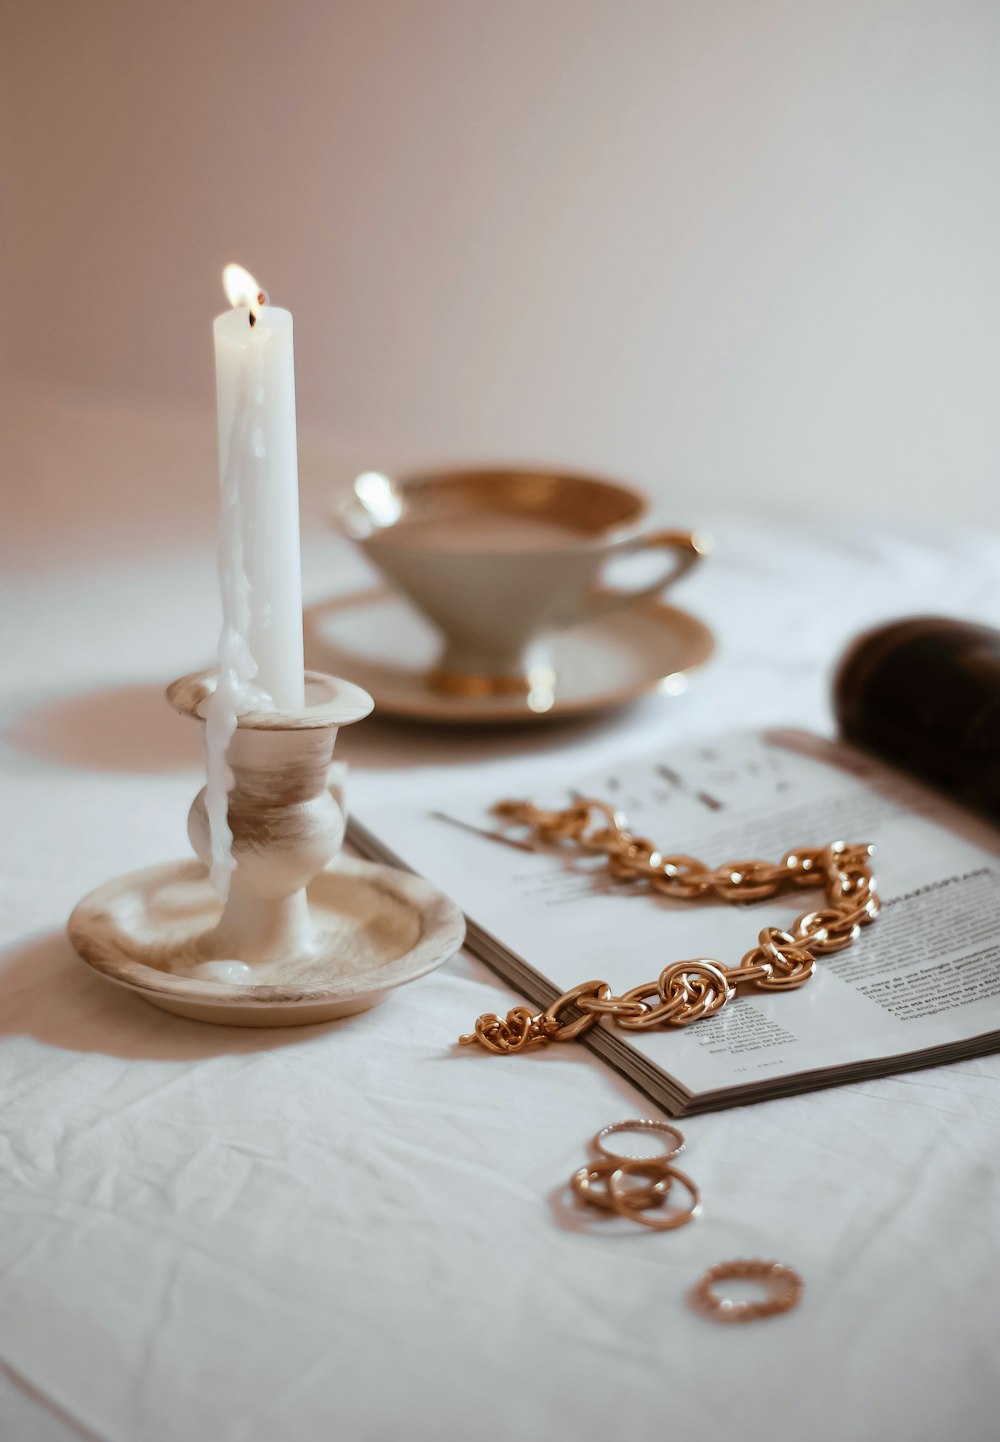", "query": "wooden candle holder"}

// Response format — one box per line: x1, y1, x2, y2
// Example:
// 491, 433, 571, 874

68, 669, 465, 1027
